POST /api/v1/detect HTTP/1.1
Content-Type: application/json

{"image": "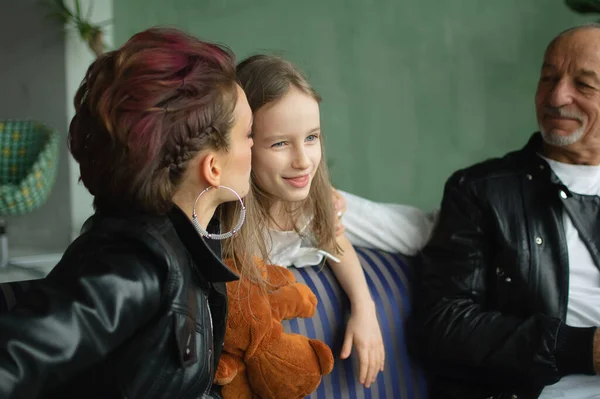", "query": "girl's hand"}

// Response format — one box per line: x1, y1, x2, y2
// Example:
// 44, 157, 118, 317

340, 301, 385, 388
